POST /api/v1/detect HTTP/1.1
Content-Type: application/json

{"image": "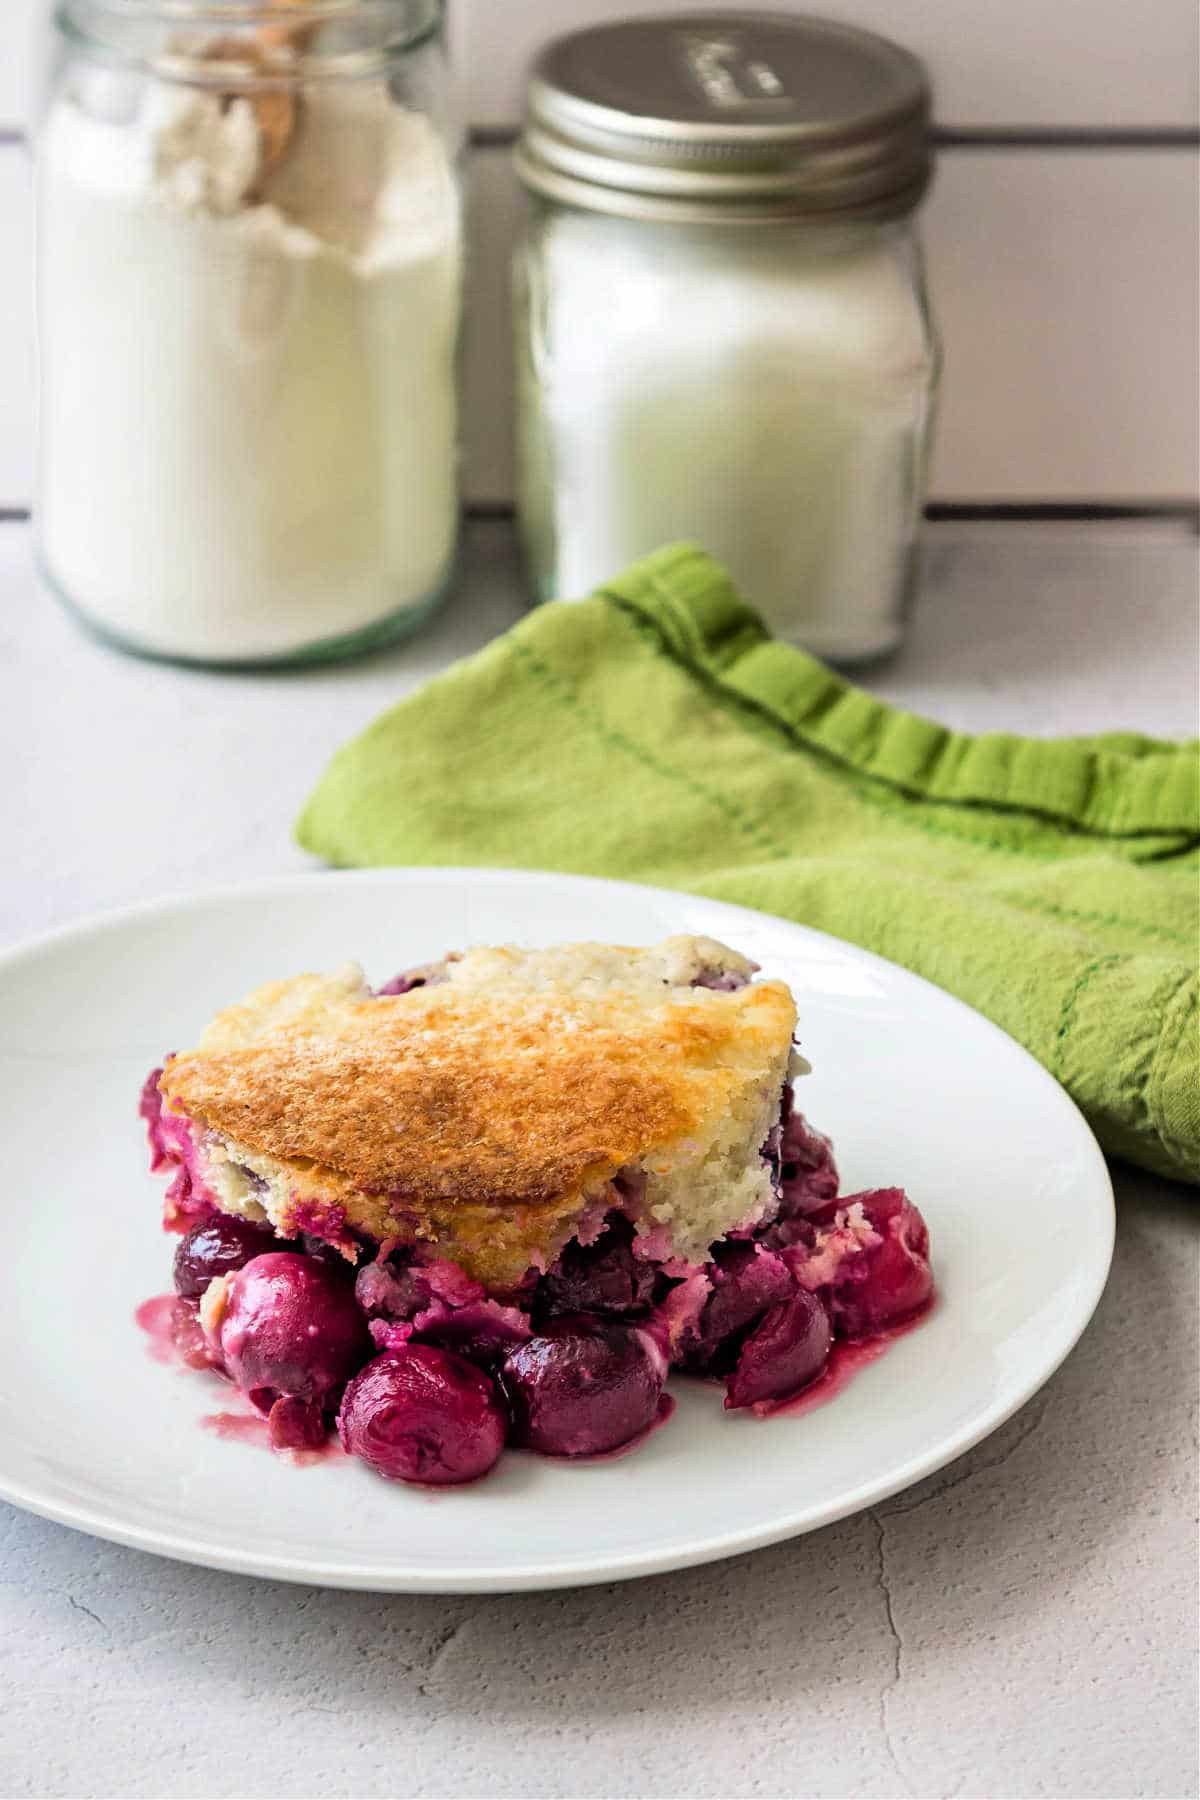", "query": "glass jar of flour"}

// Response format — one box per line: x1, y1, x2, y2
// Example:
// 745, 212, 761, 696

36, 0, 461, 665
515, 14, 939, 663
